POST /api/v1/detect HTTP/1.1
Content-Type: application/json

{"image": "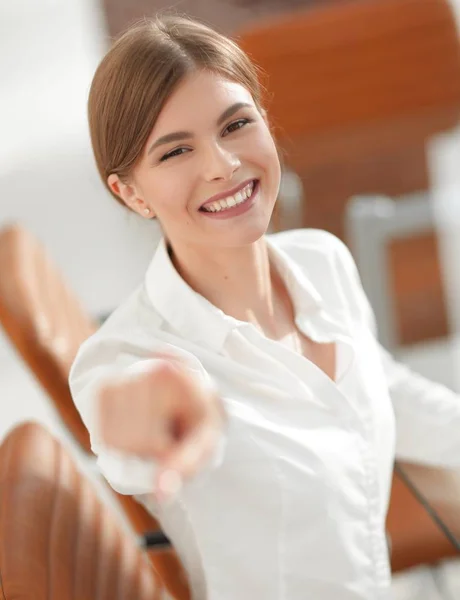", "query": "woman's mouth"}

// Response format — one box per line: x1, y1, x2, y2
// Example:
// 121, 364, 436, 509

199, 179, 259, 218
